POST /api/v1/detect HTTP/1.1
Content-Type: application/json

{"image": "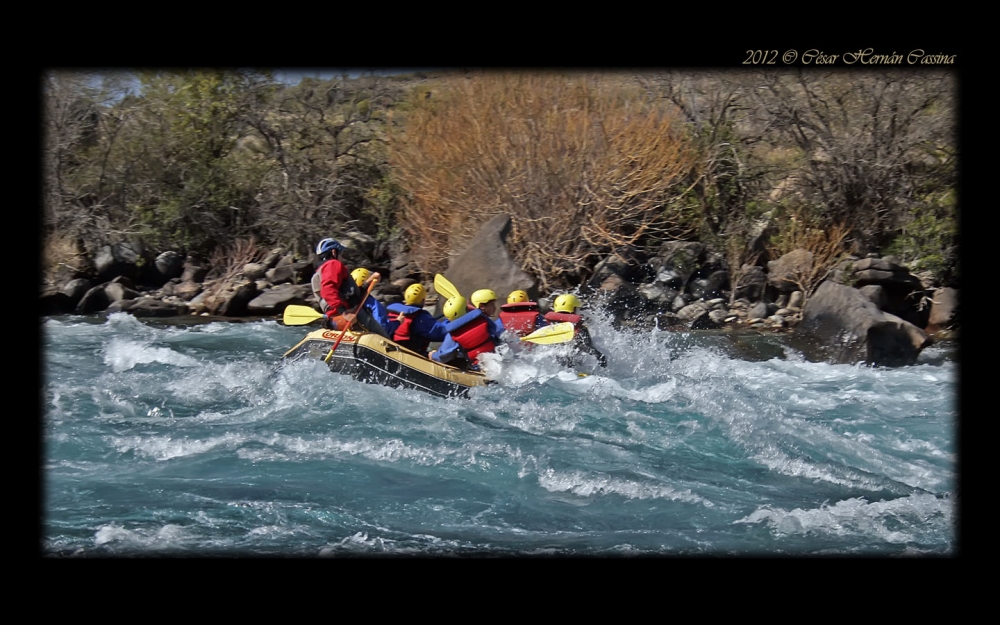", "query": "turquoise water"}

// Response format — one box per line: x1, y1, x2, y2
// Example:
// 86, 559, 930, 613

41, 312, 958, 556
